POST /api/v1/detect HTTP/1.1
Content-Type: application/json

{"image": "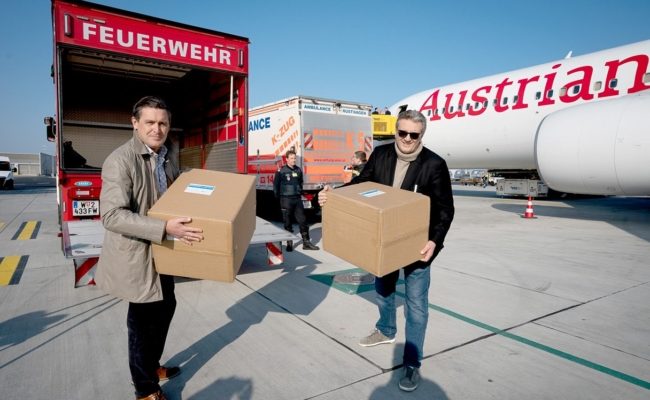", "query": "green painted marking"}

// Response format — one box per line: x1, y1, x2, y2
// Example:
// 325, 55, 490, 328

396, 292, 650, 390
309, 268, 650, 390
